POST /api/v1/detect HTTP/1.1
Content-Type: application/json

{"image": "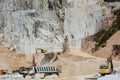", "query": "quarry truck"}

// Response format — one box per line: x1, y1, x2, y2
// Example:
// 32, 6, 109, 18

17, 65, 61, 78
12, 48, 61, 78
